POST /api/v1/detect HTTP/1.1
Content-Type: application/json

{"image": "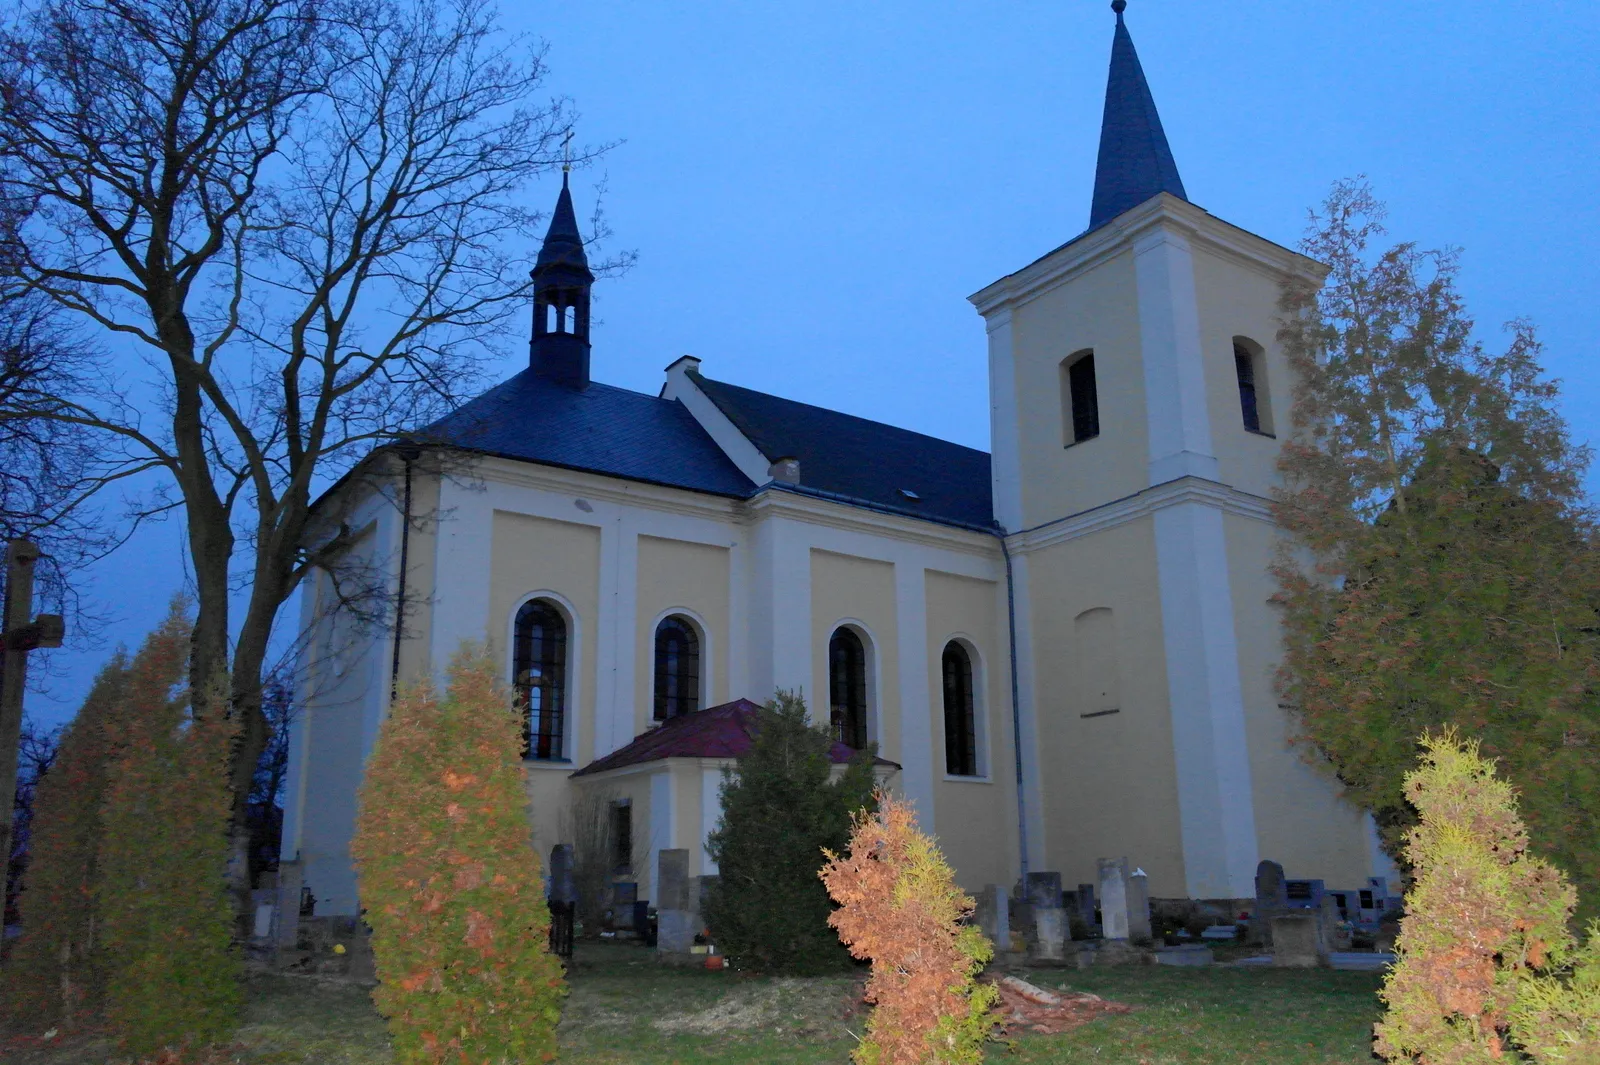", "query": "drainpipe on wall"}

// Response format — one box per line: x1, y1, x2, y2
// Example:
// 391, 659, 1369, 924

997, 528, 1030, 885
389, 444, 422, 695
